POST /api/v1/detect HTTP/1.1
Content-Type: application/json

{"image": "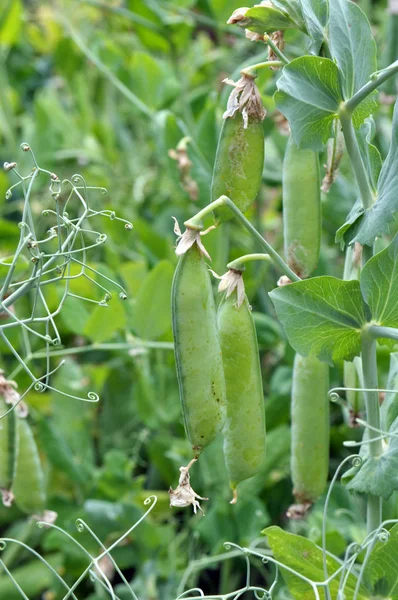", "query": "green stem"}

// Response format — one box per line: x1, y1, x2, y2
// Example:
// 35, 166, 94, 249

241, 61, 282, 77
263, 34, 289, 64
227, 253, 270, 271
361, 333, 383, 533
368, 324, 398, 342
345, 60, 398, 114
185, 196, 300, 282
339, 110, 374, 210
